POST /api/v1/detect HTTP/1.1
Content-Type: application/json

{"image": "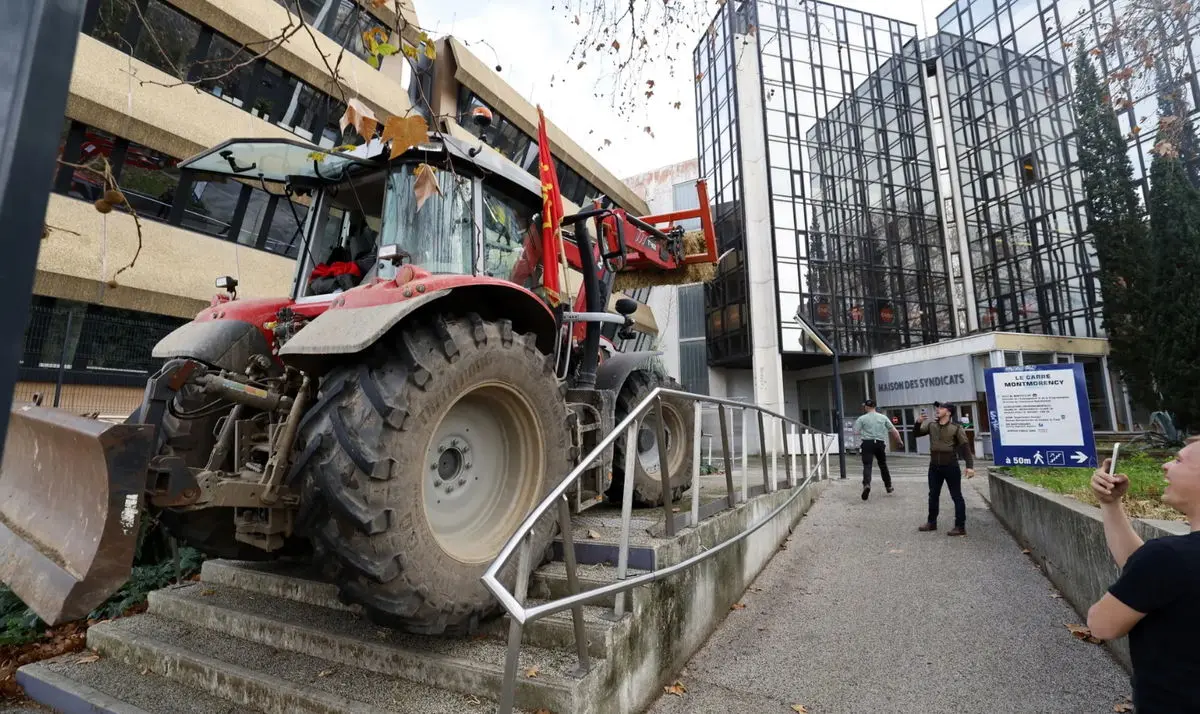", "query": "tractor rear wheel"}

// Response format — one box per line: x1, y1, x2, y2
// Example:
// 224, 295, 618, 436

607, 370, 694, 507
295, 313, 569, 635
